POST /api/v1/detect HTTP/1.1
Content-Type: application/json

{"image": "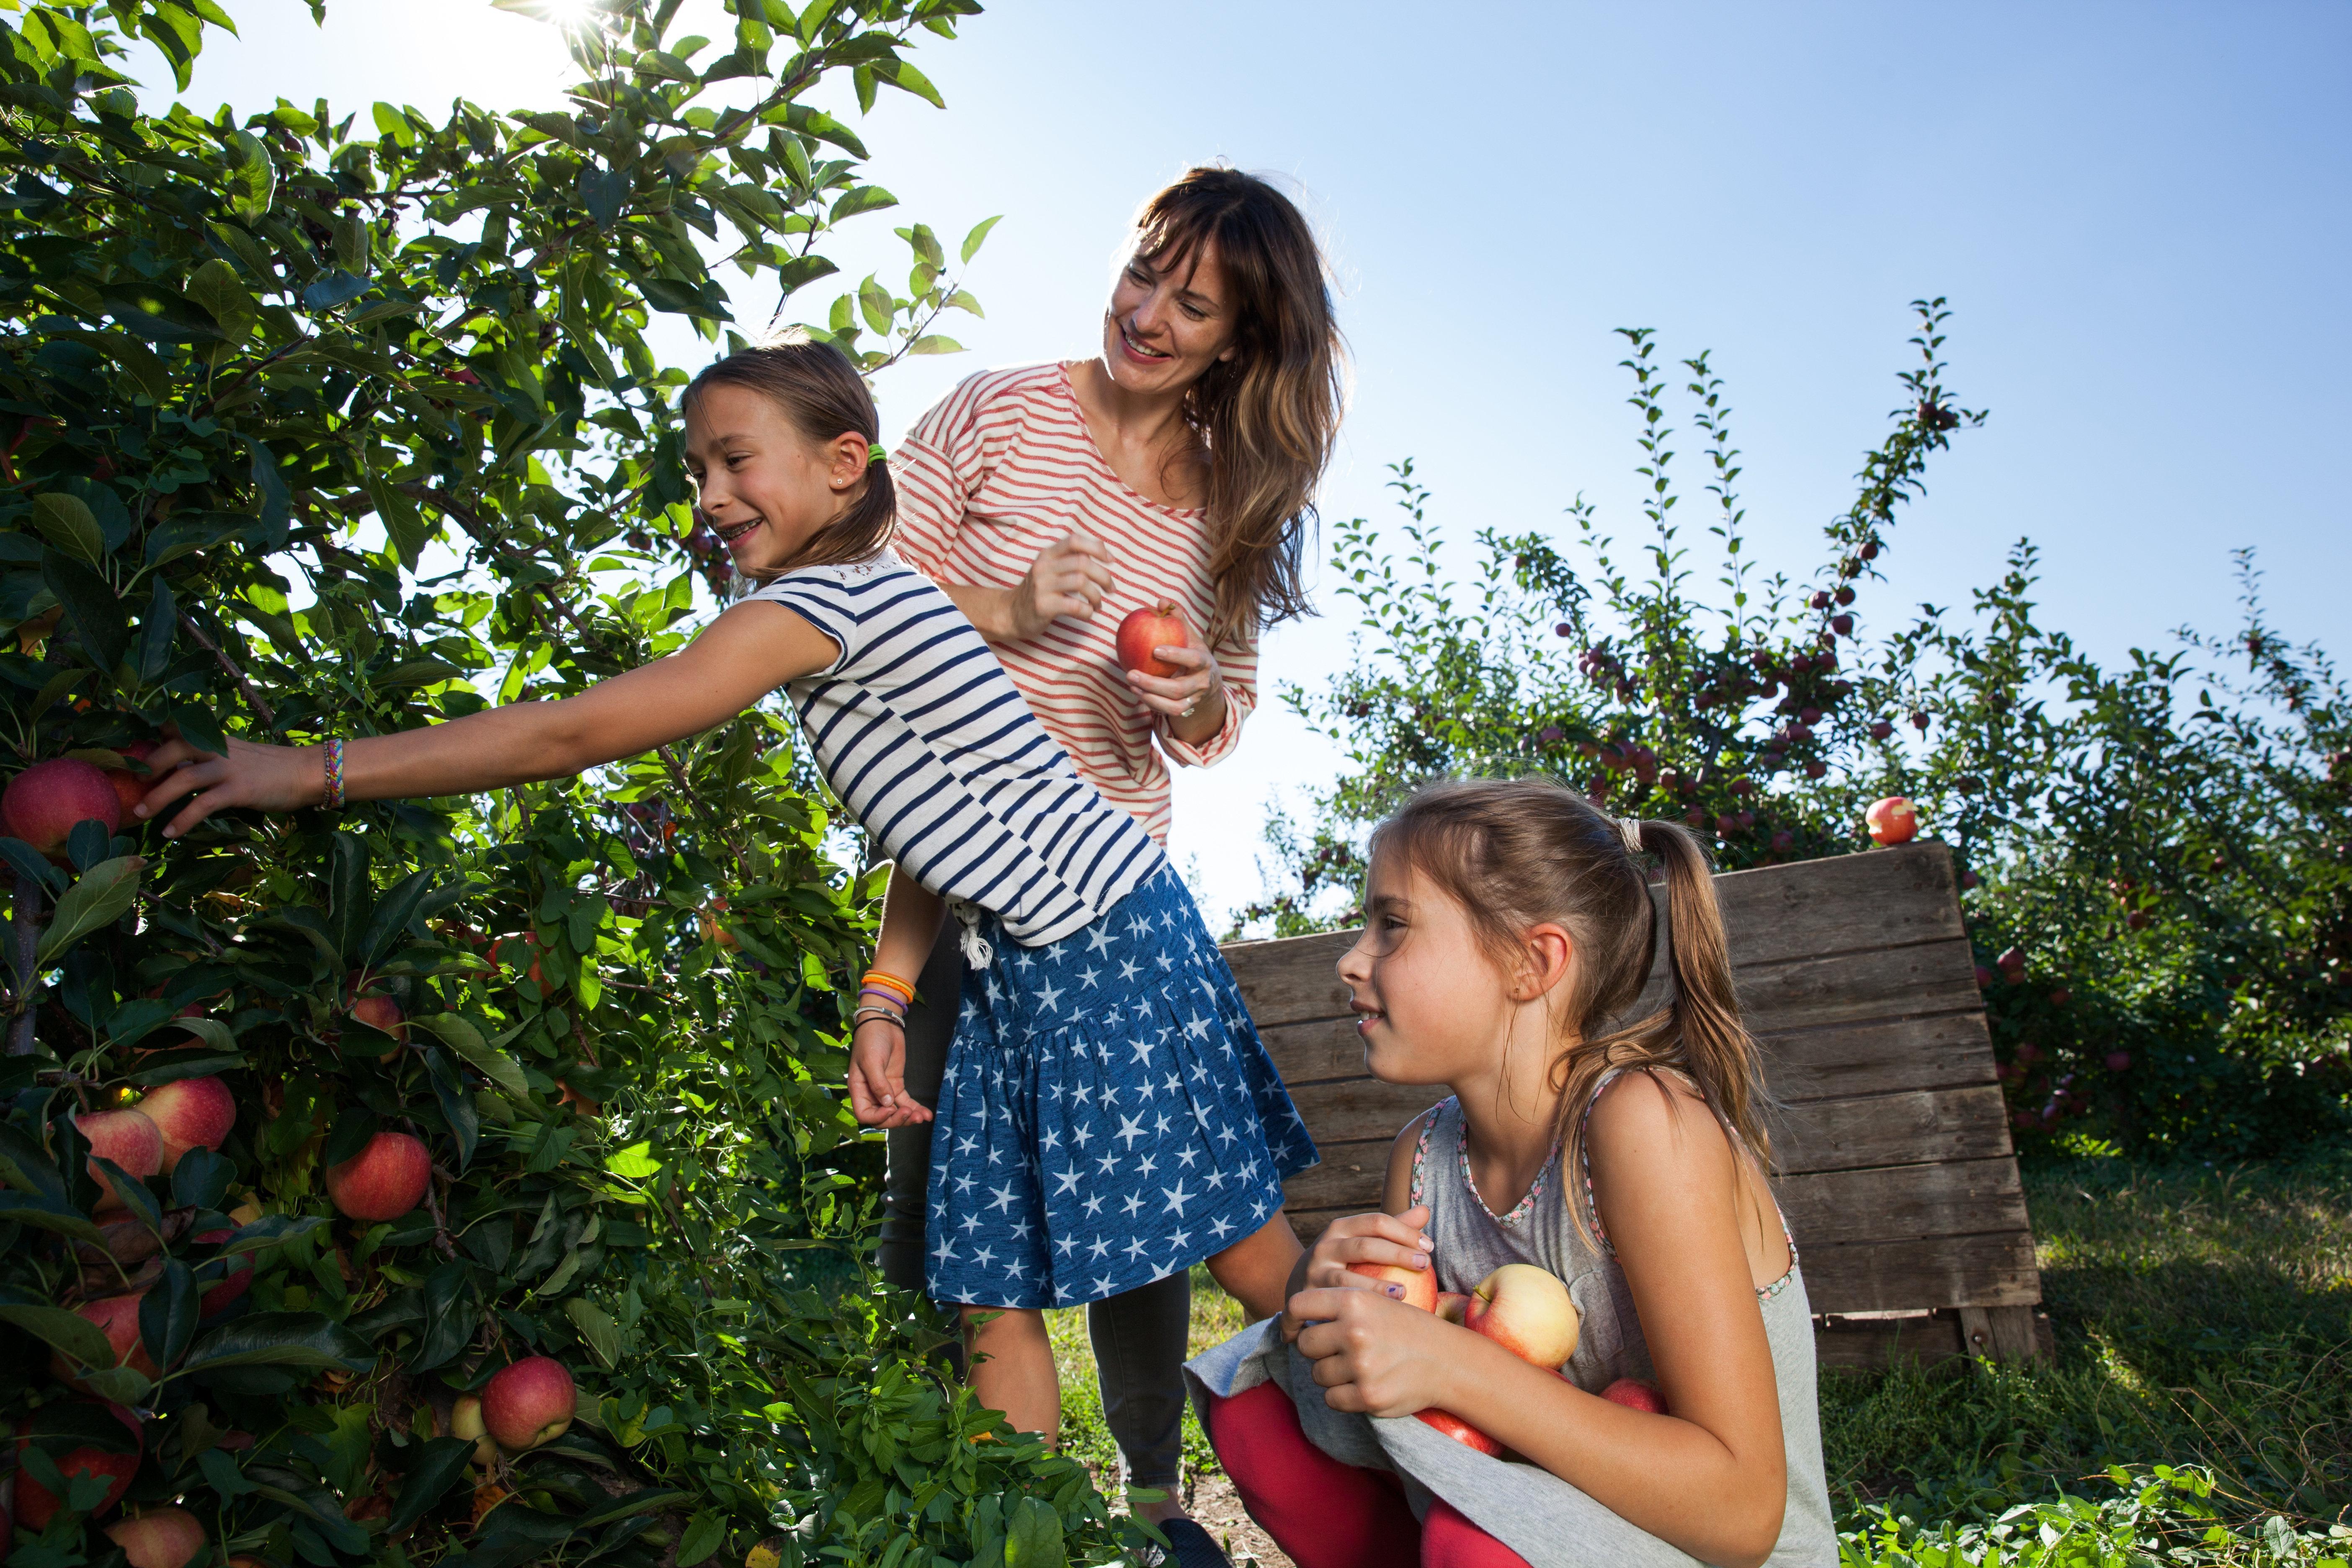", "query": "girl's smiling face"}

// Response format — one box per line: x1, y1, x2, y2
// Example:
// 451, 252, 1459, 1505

683, 382, 869, 578
1338, 852, 1528, 1088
